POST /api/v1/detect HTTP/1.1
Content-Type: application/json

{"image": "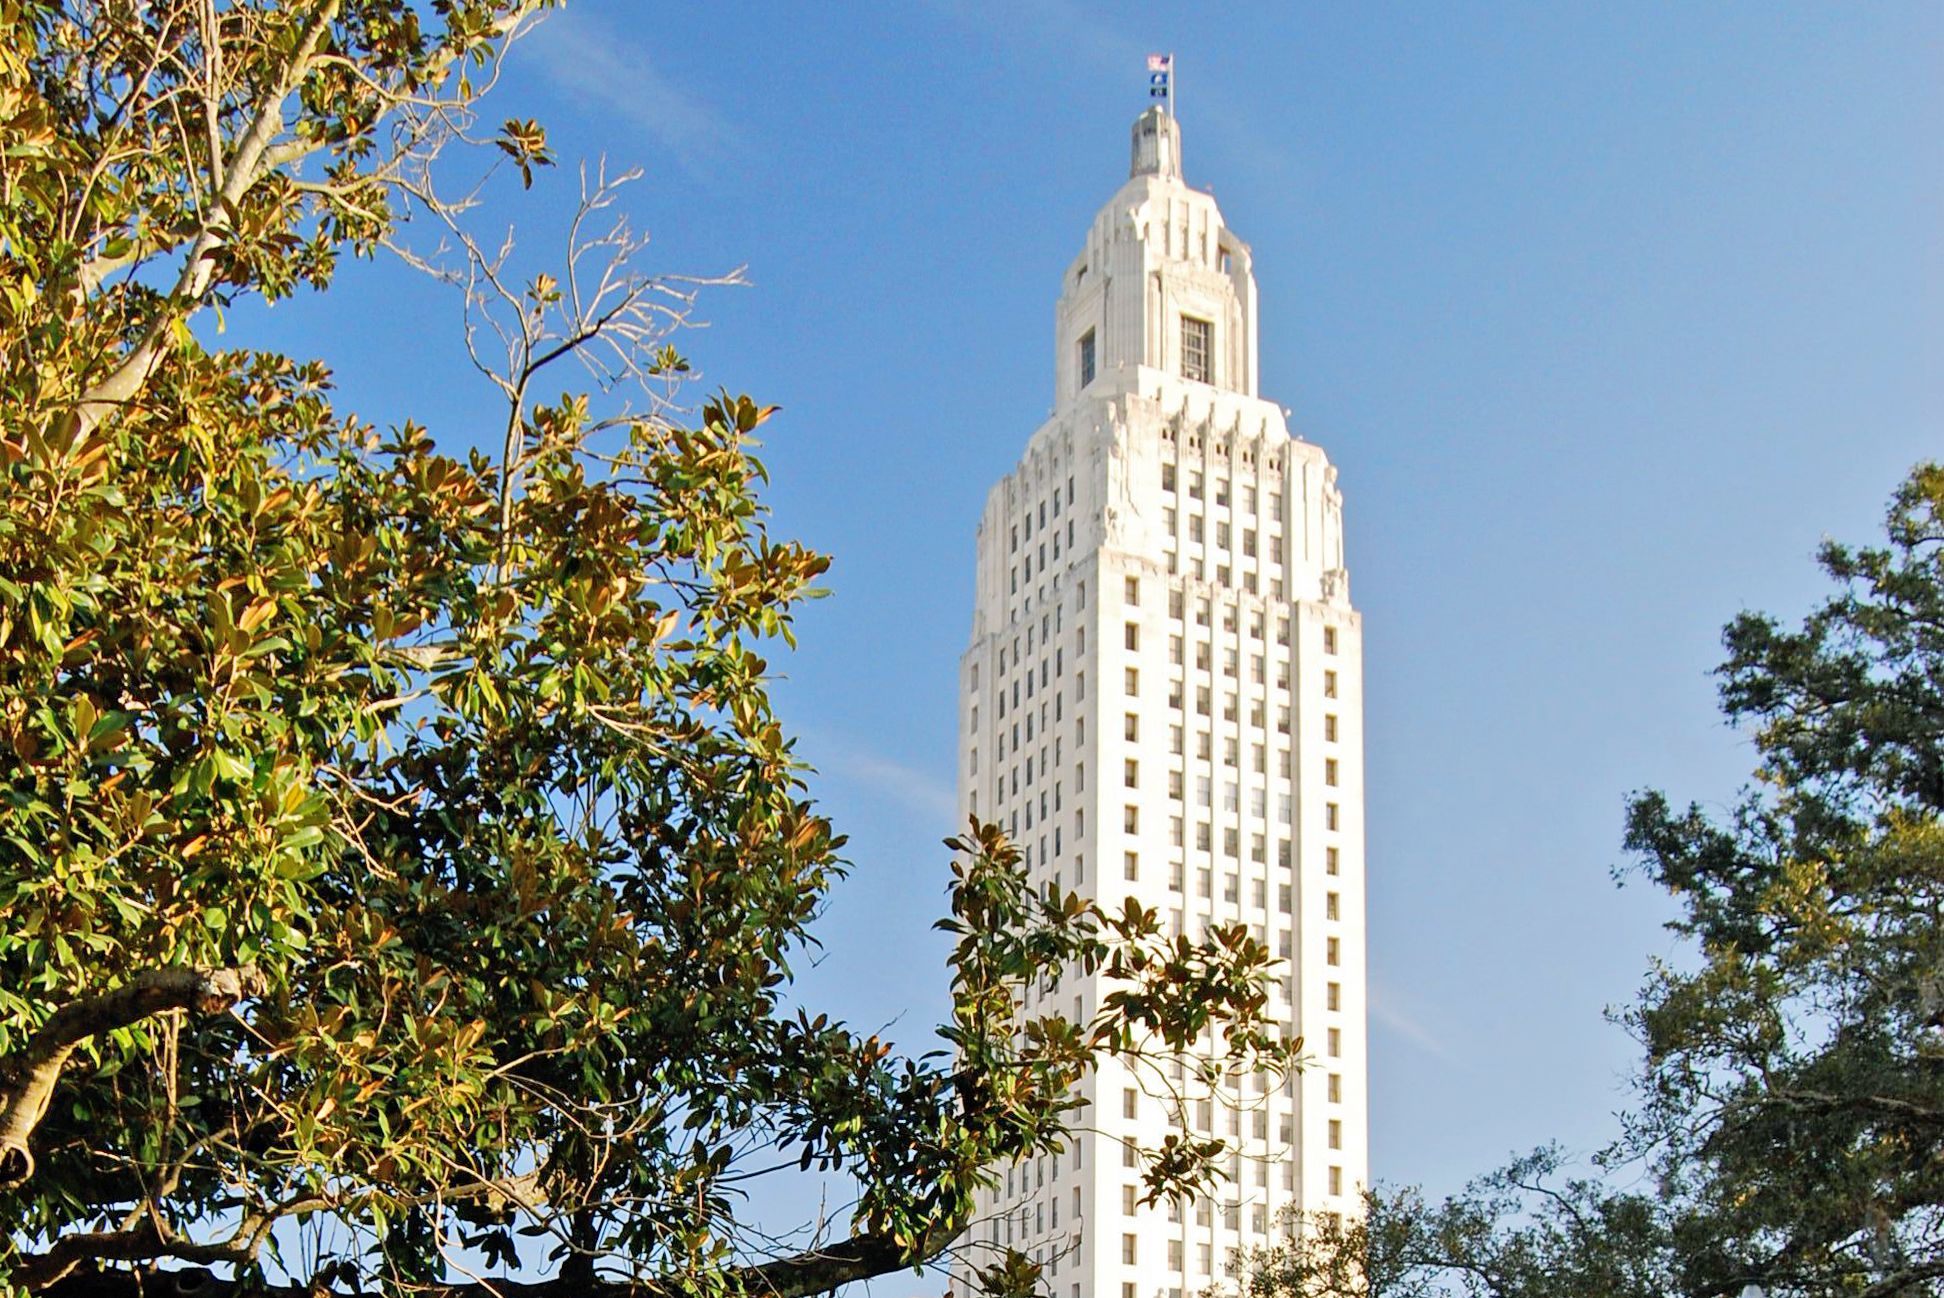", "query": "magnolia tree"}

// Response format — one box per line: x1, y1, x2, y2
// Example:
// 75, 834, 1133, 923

0, 4, 1297, 1295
